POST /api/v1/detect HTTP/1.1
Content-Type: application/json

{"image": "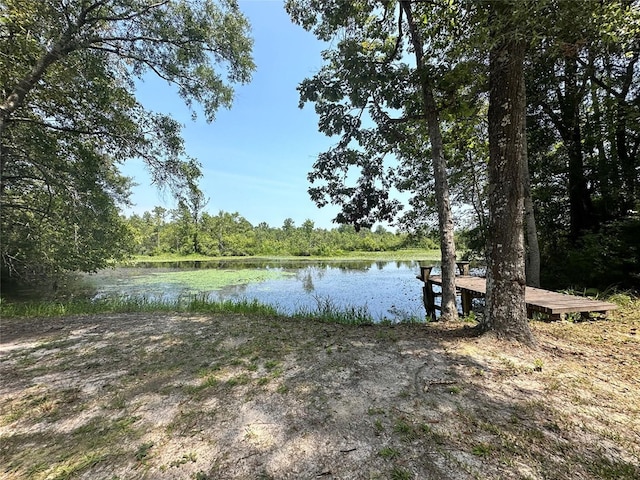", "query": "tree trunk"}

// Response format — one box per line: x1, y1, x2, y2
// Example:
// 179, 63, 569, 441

611, 54, 638, 212
523, 167, 540, 288
522, 84, 540, 288
589, 81, 615, 218
485, 3, 534, 344
562, 57, 596, 240
425, 88, 458, 321
402, 1, 458, 321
